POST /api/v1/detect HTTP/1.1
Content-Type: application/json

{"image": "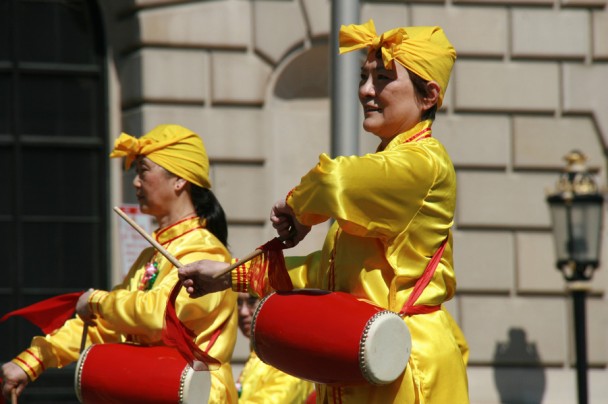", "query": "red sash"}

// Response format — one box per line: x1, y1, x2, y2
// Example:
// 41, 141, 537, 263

399, 237, 448, 316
